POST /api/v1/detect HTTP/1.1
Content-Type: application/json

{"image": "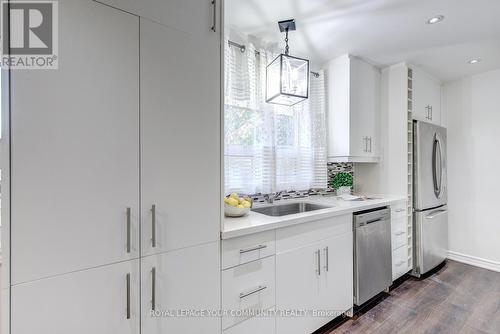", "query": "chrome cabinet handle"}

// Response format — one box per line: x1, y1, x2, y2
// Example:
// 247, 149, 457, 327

239, 285, 267, 299
211, 0, 216, 32
369, 137, 372, 153
126, 273, 131, 319
126, 208, 131, 253
395, 208, 405, 213
324, 247, 329, 272
239, 244, 267, 254
395, 231, 405, 236
430, 106, 433, 120
151, 267, 156, 311
151, 205, 156, 248
316, 250, 321, 276
396, 261, 405, 267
